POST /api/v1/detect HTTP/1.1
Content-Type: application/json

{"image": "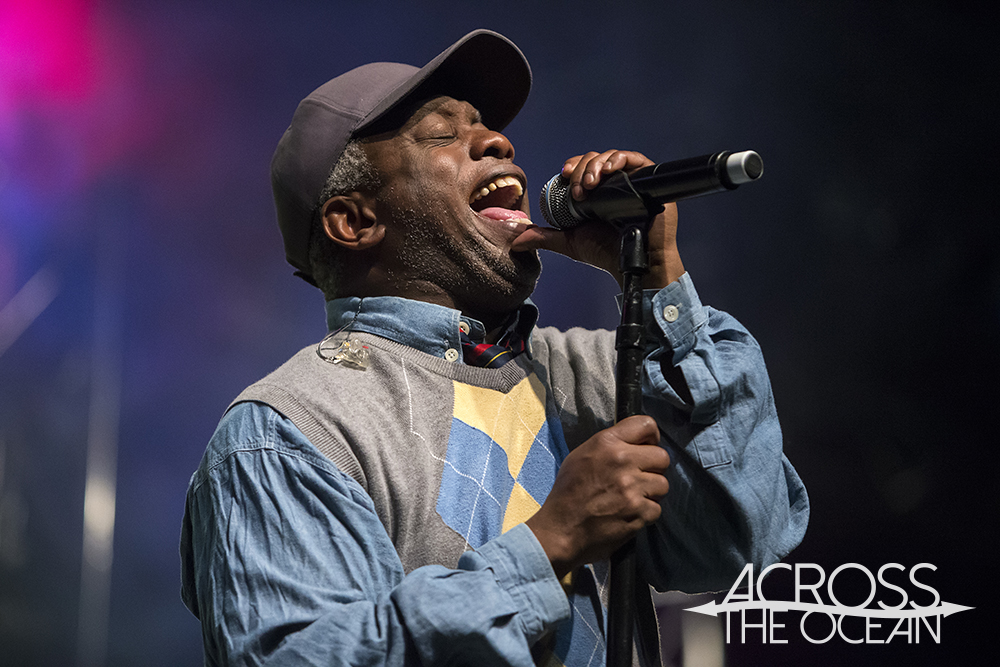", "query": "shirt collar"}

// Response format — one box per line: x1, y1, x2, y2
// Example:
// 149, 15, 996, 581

324, 296, 538, 364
